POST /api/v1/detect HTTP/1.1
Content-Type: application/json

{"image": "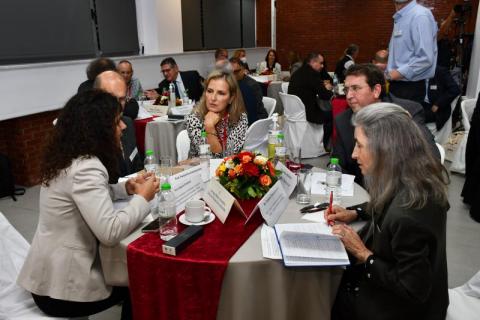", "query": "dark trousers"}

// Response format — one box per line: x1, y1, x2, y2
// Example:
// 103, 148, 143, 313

389, 80, 426, 105
32, 286, 131, 319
